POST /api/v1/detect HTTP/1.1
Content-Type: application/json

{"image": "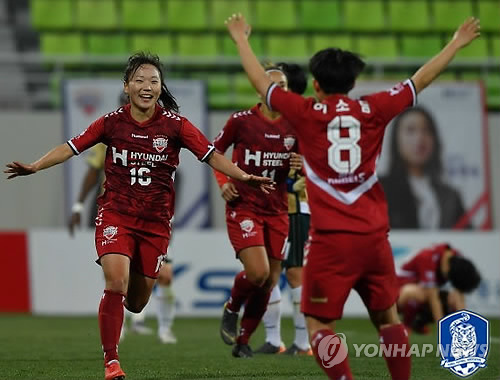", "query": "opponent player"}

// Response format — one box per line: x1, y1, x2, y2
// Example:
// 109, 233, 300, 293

214, 65, 298, 358
225, 13, 480, 379
5, 52, 272, 380
258, 63, 312, 355
398, 243, 480, 334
